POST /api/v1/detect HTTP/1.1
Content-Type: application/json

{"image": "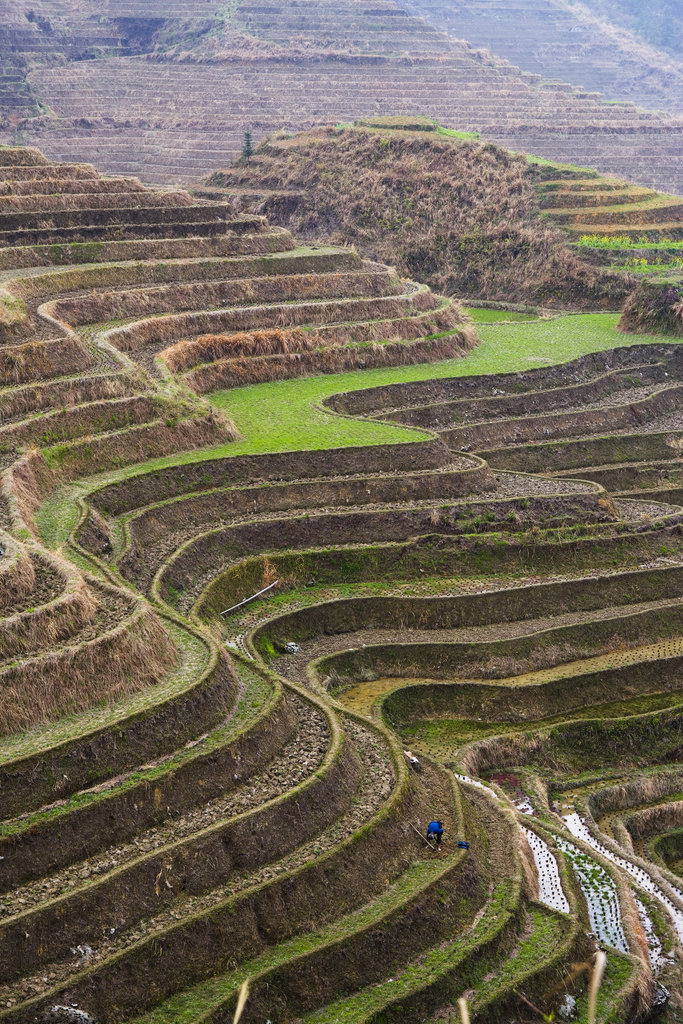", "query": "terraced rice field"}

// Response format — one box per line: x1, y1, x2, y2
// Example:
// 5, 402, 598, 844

536, 162, 683, 244
5, 141, 683, 1023
6, 0, 683, 197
